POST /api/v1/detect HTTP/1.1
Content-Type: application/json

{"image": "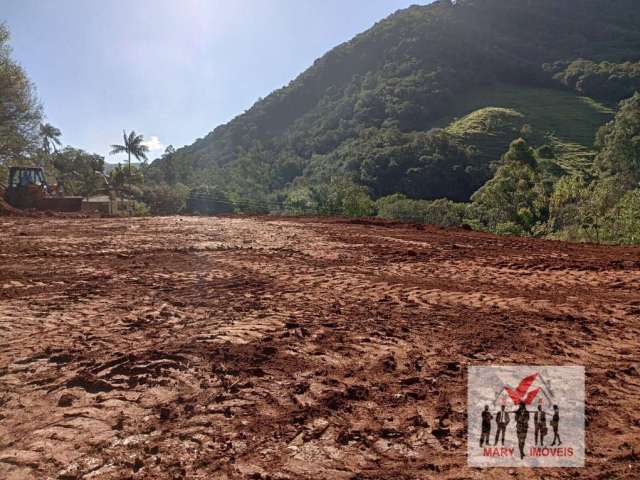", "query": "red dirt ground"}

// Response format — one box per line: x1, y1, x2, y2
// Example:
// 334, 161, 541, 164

0, 215, 639, 479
